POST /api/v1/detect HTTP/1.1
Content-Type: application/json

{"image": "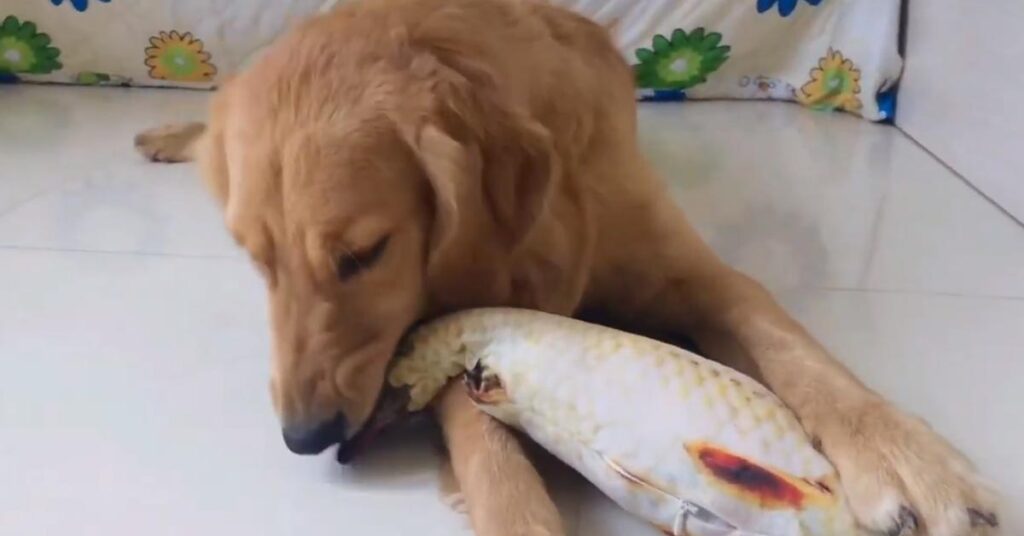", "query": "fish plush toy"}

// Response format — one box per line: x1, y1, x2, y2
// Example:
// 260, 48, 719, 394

384, 308, 861, 536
